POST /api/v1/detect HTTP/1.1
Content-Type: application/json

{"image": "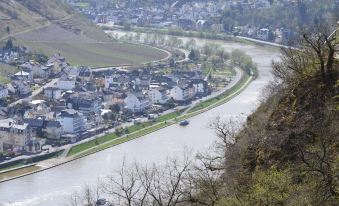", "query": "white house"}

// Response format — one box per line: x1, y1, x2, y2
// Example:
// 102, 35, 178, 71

44, 87, 62, 100
124, 94, 150, 112
57, 109, 86, 134
14, 71, 32, 81
0, 84, 8, 99
170, 86, 189, 101
104, 76, 114, 89
149, 87, 169, 104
